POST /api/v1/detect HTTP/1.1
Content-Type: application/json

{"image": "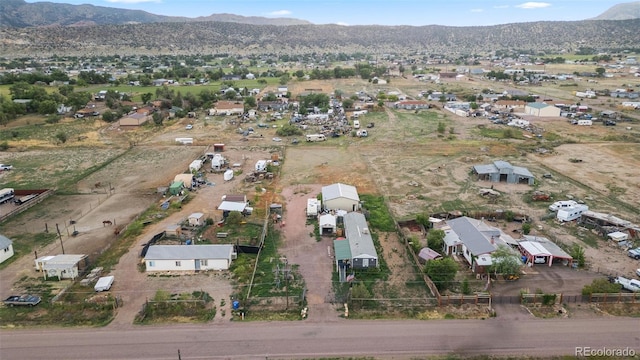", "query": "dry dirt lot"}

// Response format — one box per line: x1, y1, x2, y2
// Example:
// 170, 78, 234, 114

2, 75, 639, 324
